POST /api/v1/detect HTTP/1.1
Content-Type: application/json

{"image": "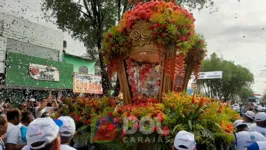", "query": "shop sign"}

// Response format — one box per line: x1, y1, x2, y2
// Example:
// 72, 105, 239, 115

29, 63, 59, 81
73, 73, 103, 94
